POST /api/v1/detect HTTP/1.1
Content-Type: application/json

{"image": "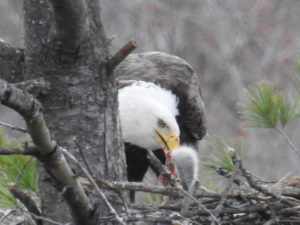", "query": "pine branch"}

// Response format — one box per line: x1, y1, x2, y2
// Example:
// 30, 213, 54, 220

275, 127, 300, 158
